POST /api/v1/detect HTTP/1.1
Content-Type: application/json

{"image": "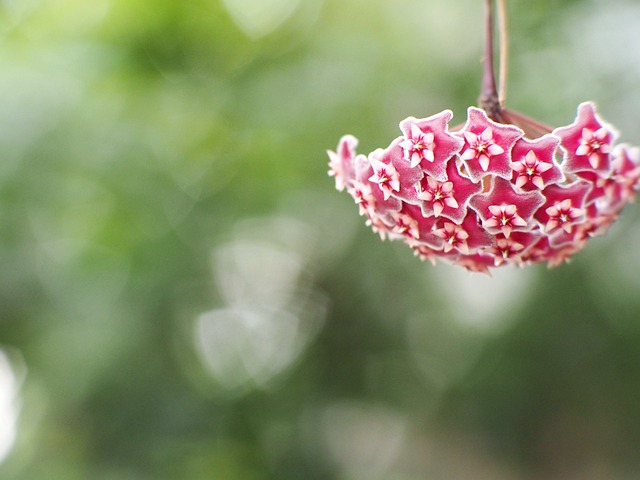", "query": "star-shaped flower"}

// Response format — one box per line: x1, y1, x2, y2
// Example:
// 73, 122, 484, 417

368, 138, 424, 204
487, 232, 539, 266
575, 171, 614, 212
368, 155, 400, 200
577, 128, 611, 167
545, 200, 584, 234
469, 177, 545, 237
577, 144, 640, 213
418, 158, 482, 223
519, 236, 580, 267
349, 179, 375, 218
572, 204, 616, 243
392, 205, 444, 249
399, 110, 464, 181
327, 135, 358, 191
390, 211, 420, 241
510, 135, 563, 190
455, 253, 496, 275
534, 182, 591, 235
485, 204, 528, 237
608, 144, 640, 209
518, 236, 551, 265
433, 210, 493, 255
458, 107, 523, 182
349, 155, 402, 235
434, 221, 470, 254
411, 243, 440, 266
553, 102, 617, 175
